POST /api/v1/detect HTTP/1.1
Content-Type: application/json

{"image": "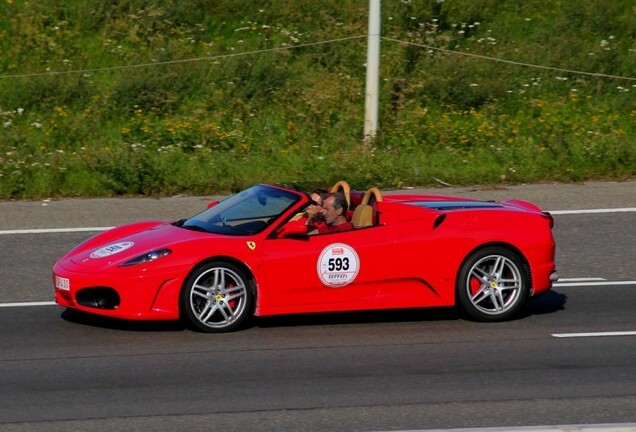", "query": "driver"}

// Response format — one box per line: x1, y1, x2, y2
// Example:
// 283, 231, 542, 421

314, 192, 353, 233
